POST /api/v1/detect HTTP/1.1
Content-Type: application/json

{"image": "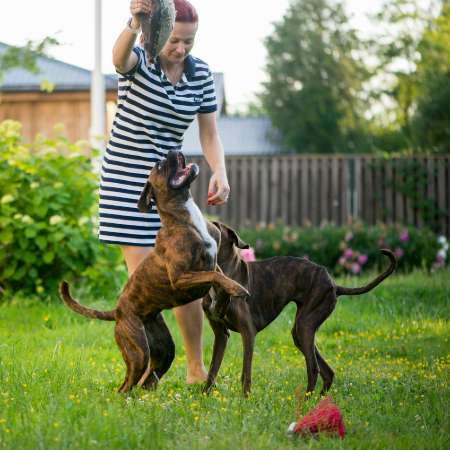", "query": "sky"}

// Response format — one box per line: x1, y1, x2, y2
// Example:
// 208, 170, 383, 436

0, 0, 384, 112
